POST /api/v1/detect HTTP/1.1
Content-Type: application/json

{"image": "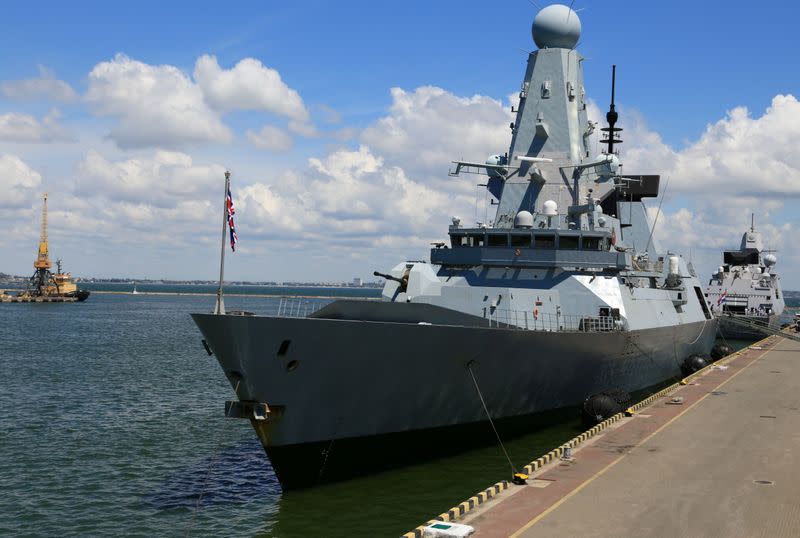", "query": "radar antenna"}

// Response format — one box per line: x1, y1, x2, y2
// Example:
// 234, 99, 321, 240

601, 65, 623, 154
